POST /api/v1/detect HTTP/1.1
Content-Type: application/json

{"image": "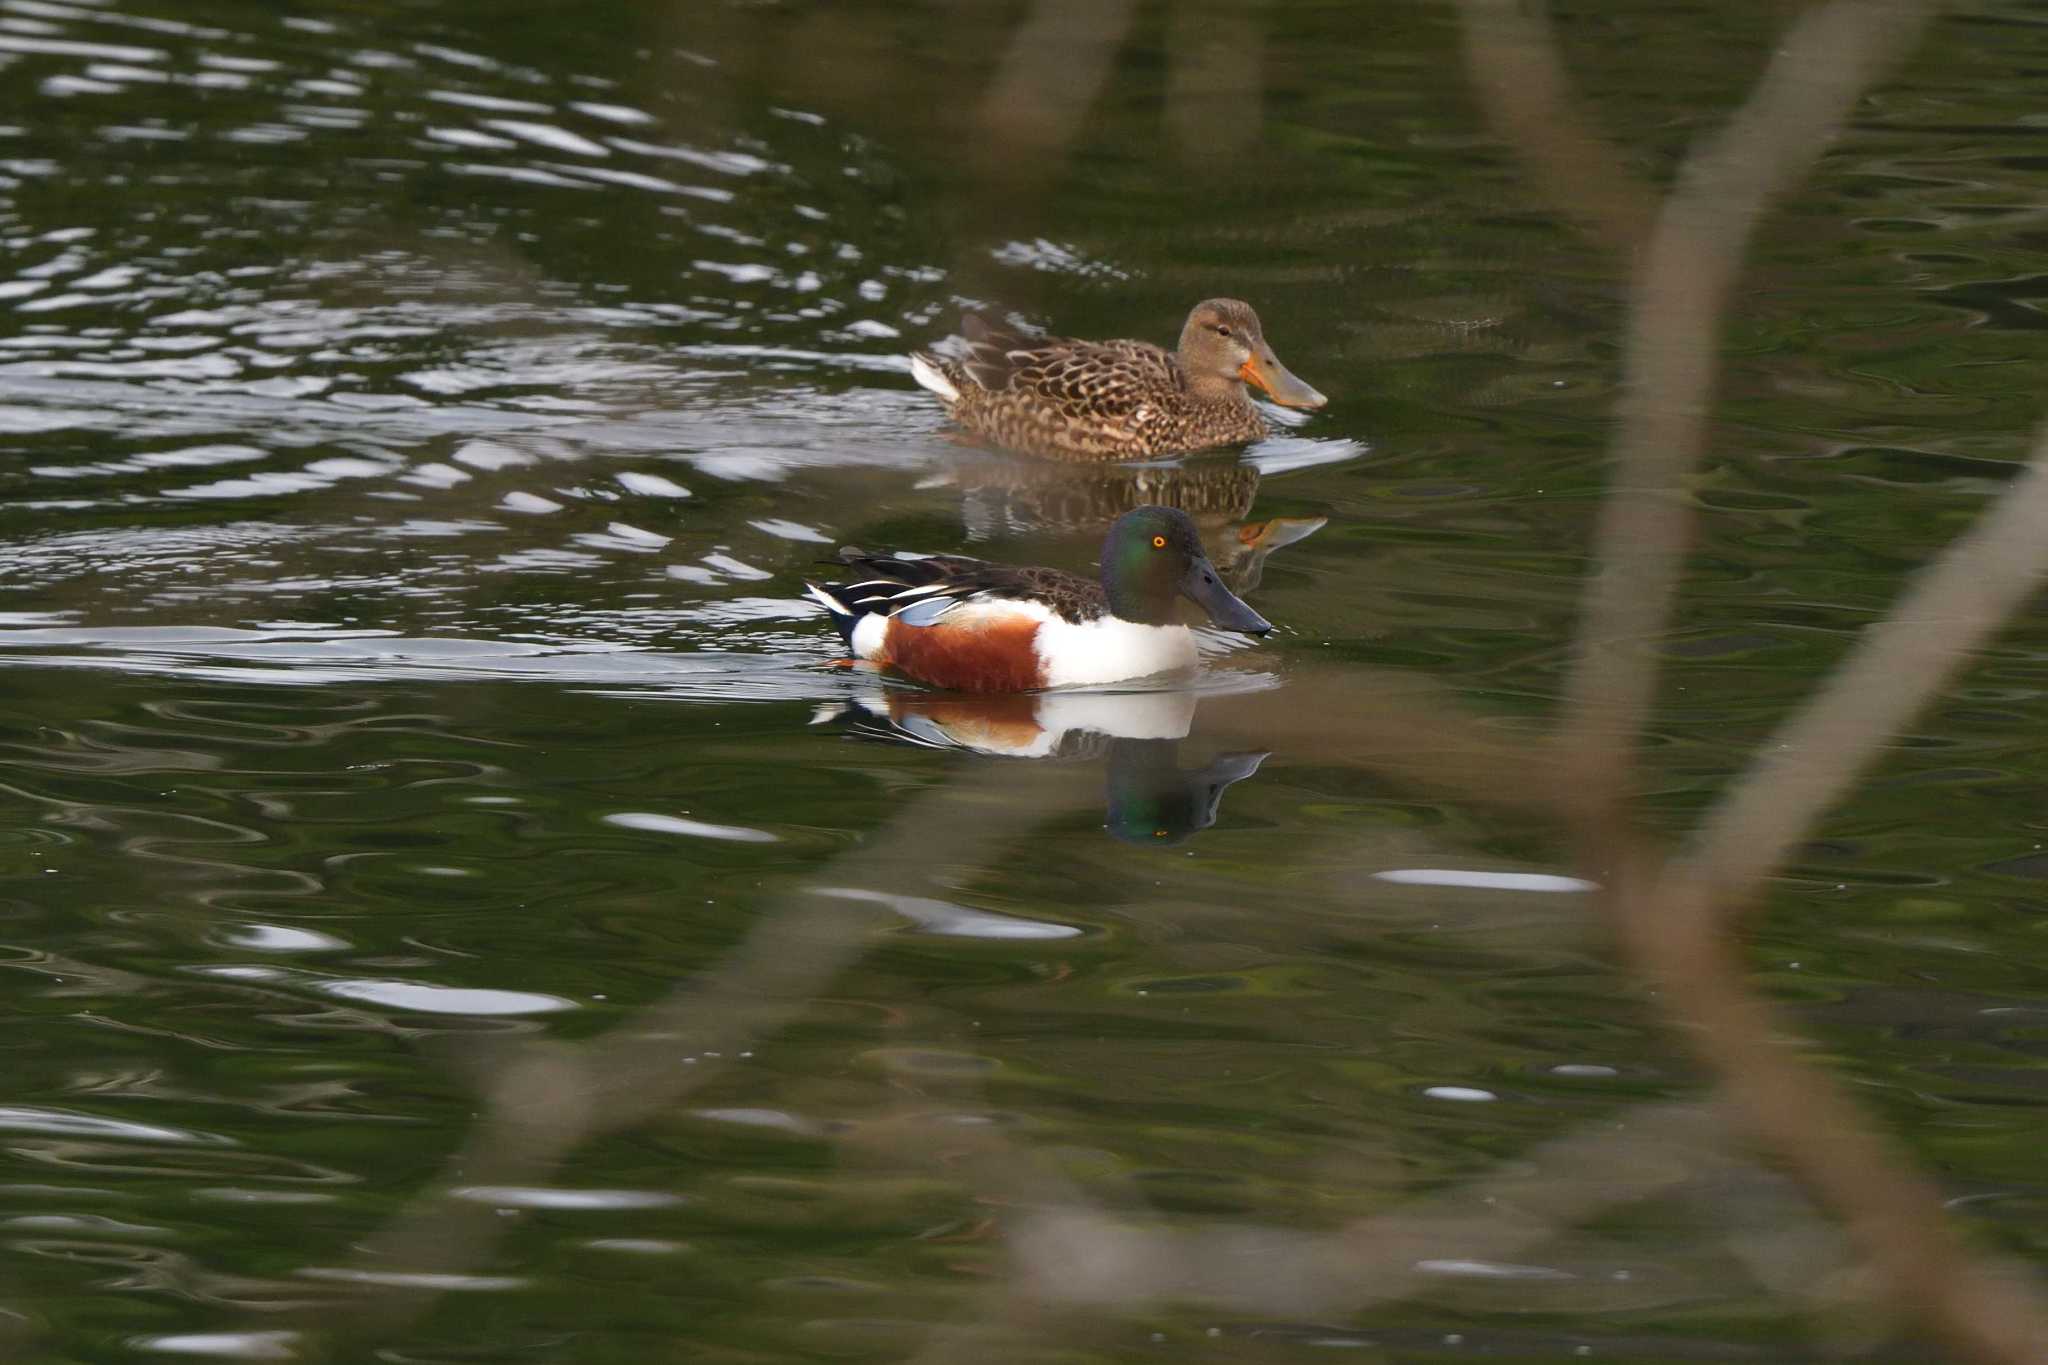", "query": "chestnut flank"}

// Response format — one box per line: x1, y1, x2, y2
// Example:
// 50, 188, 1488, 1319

880, 615, 1047, 692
